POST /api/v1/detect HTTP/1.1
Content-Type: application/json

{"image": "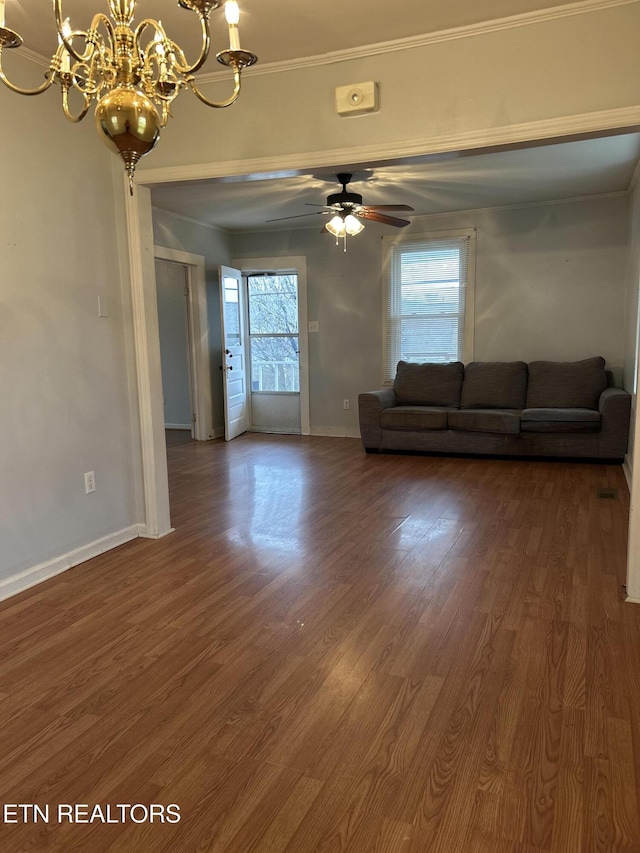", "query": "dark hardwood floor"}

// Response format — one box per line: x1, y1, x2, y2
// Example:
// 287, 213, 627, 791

0, 434, 638, 851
